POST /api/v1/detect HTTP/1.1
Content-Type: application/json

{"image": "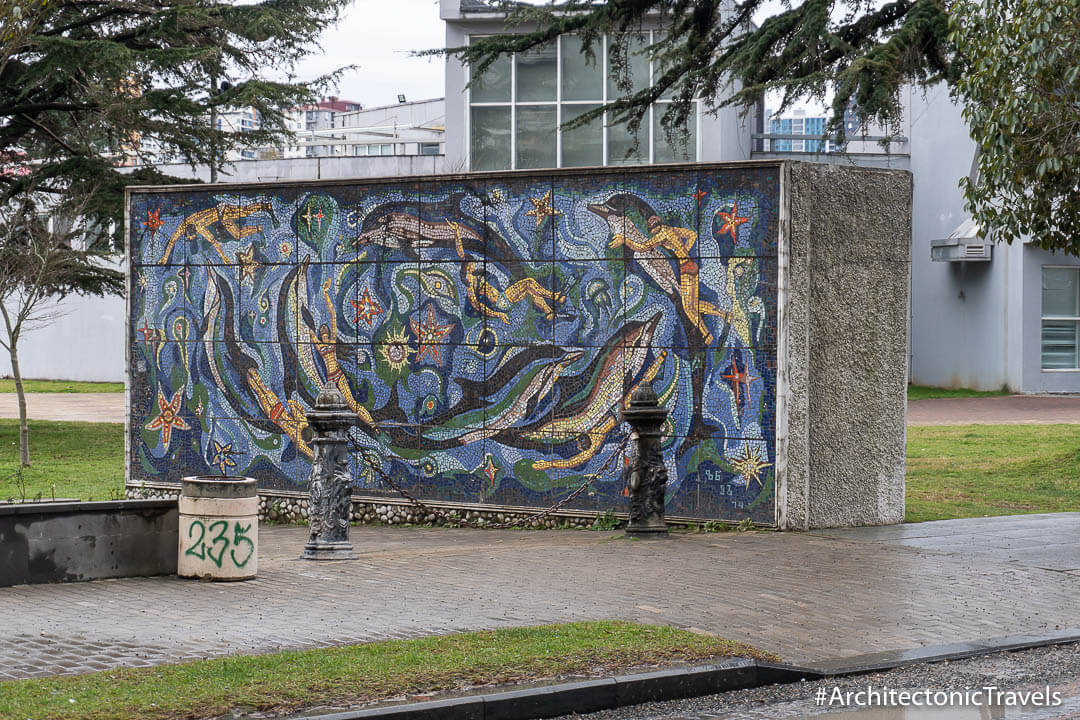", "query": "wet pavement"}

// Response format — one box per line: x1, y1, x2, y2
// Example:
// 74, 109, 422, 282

3, 514, 1080, 681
